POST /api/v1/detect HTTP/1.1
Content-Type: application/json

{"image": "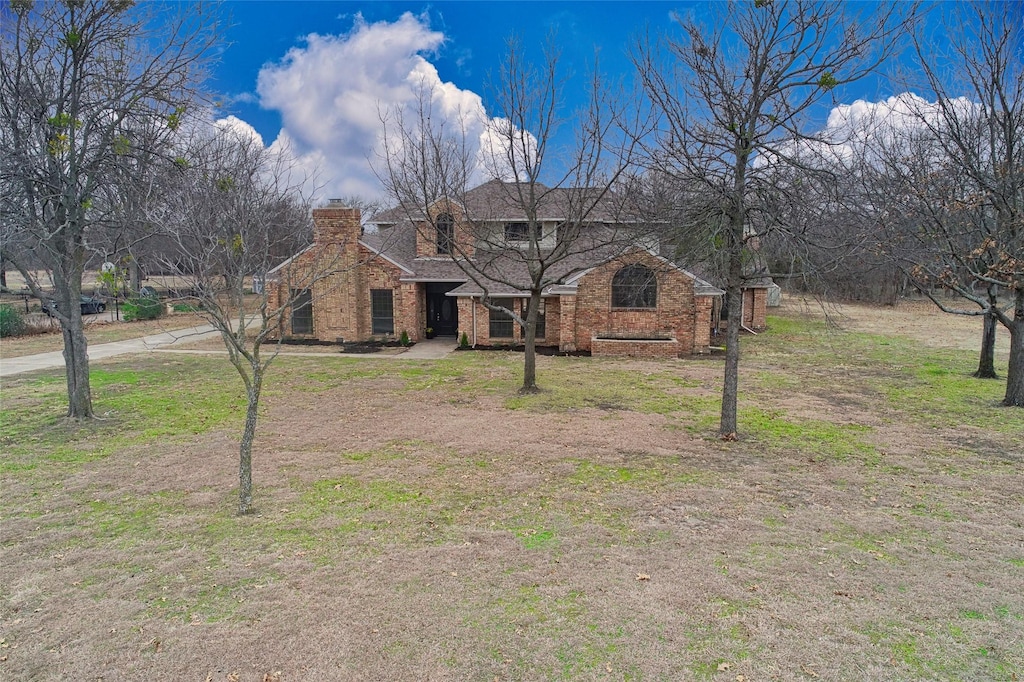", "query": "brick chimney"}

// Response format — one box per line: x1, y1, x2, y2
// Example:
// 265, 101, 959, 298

312, 199, 362, 245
